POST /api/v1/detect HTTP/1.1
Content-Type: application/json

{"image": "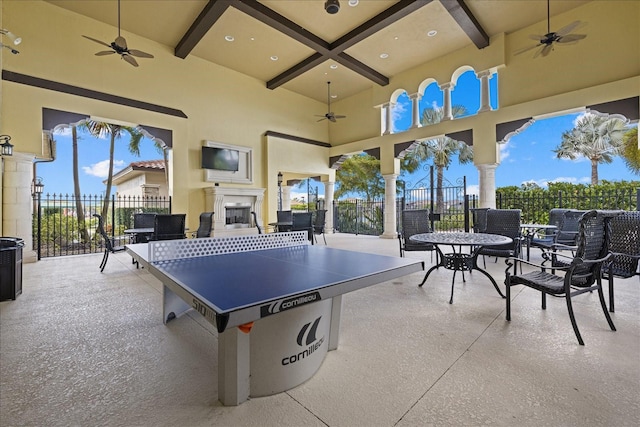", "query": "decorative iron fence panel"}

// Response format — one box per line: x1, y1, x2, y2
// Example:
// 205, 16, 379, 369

32, 194, 171, 258
332, 200, 384, 235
